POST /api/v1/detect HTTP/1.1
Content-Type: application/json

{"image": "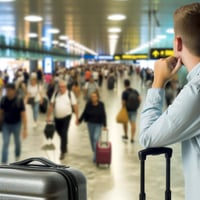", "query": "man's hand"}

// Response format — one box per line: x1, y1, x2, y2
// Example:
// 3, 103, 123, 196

152, 56, 182, 88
